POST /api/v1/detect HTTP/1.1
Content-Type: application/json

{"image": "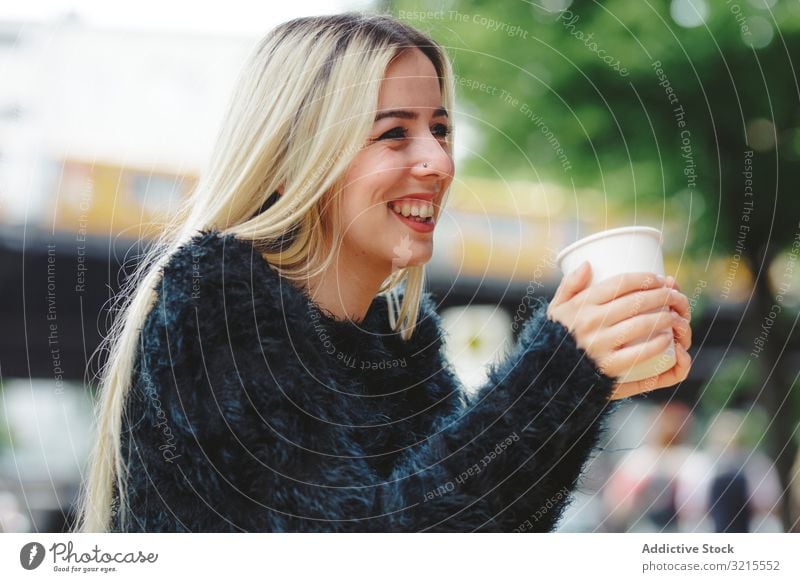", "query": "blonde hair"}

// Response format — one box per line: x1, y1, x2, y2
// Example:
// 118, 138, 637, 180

74, 12, 455, 532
